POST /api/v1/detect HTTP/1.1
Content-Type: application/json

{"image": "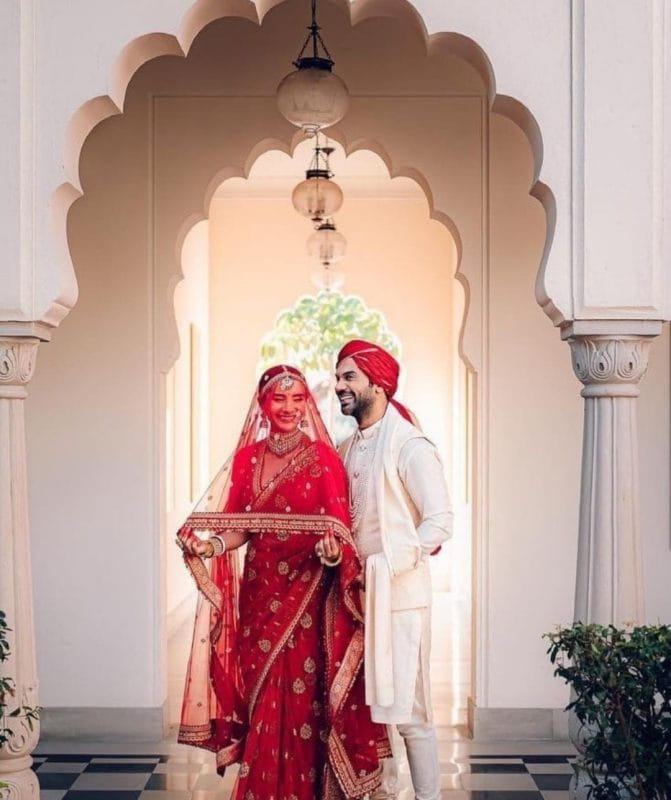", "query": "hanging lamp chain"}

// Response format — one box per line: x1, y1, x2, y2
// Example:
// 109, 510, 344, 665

294, 0, 334, 67
306, 132, 334, 178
